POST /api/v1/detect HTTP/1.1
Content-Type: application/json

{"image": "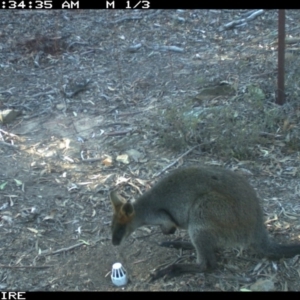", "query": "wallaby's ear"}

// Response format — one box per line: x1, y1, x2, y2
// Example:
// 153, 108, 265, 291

110, 191, 135, 224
